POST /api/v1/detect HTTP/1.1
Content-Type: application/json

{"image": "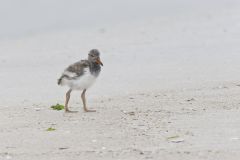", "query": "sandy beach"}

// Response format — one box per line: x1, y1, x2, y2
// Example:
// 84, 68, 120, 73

1, 0, 240, 159
1, 84, 240, 160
